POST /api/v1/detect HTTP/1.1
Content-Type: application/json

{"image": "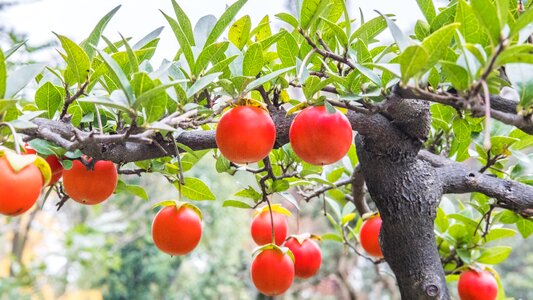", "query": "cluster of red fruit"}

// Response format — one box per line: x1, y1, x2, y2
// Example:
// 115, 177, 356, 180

0, 145, 118, 216
216, 104, 353, 165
